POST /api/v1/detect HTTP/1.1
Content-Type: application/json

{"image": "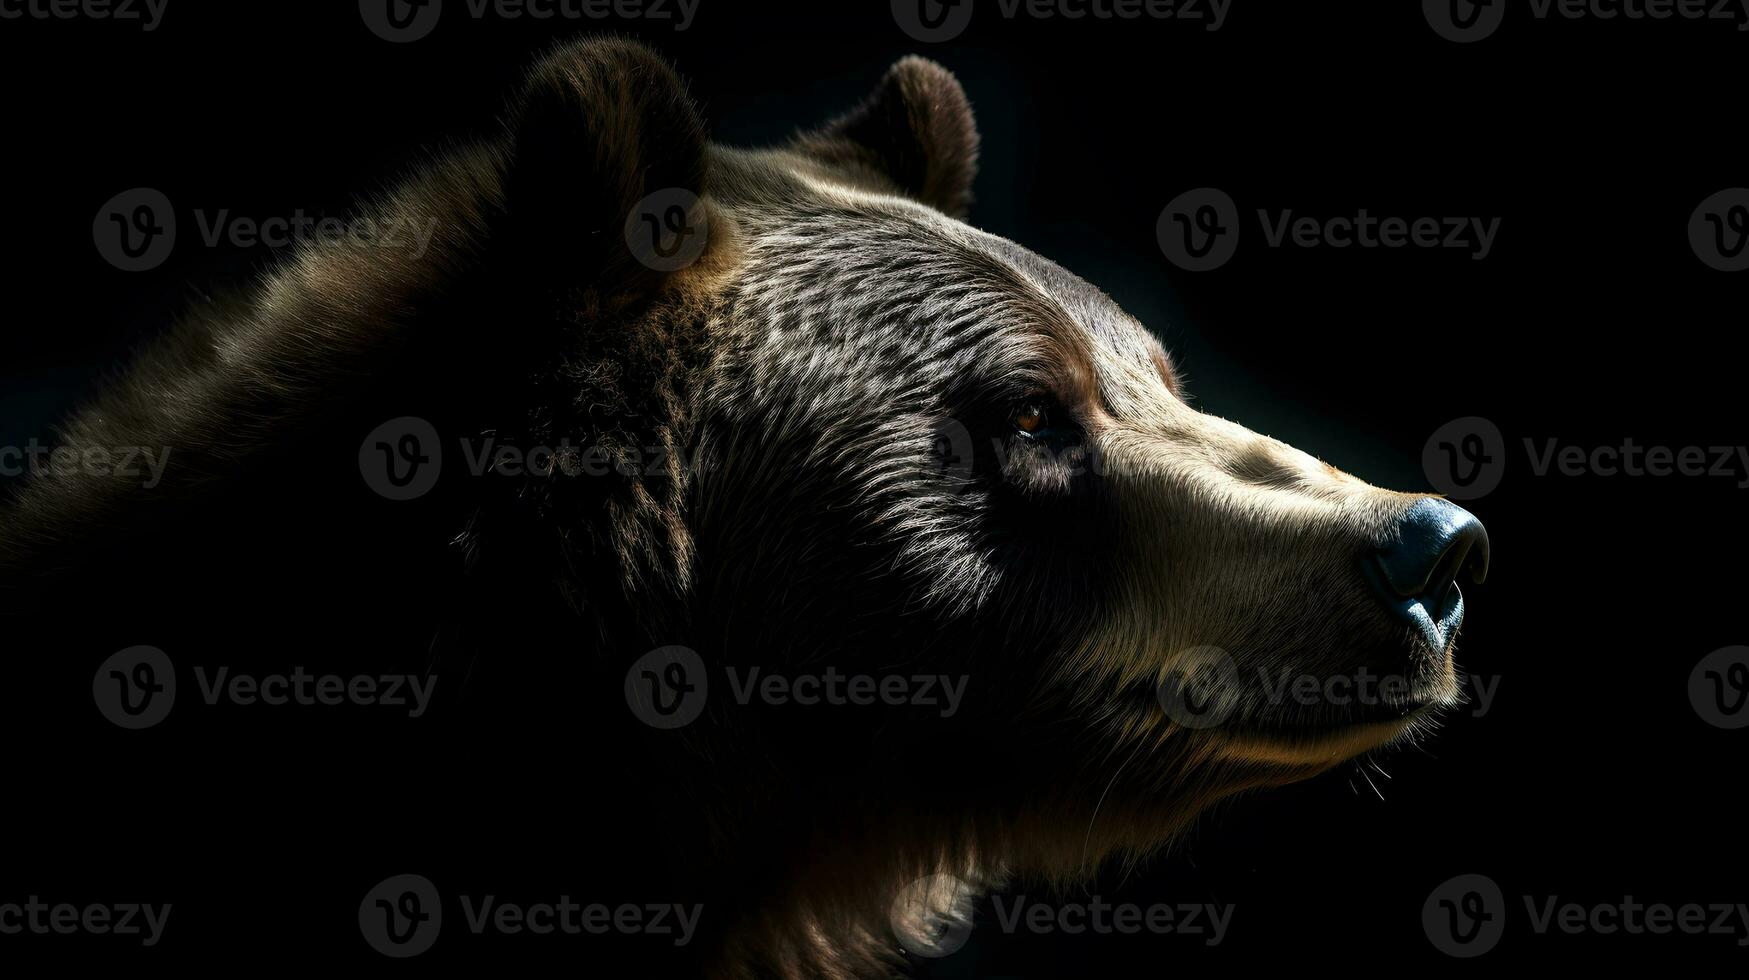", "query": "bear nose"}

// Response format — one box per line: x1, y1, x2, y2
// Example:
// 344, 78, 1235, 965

1365, 498, 1490, 648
